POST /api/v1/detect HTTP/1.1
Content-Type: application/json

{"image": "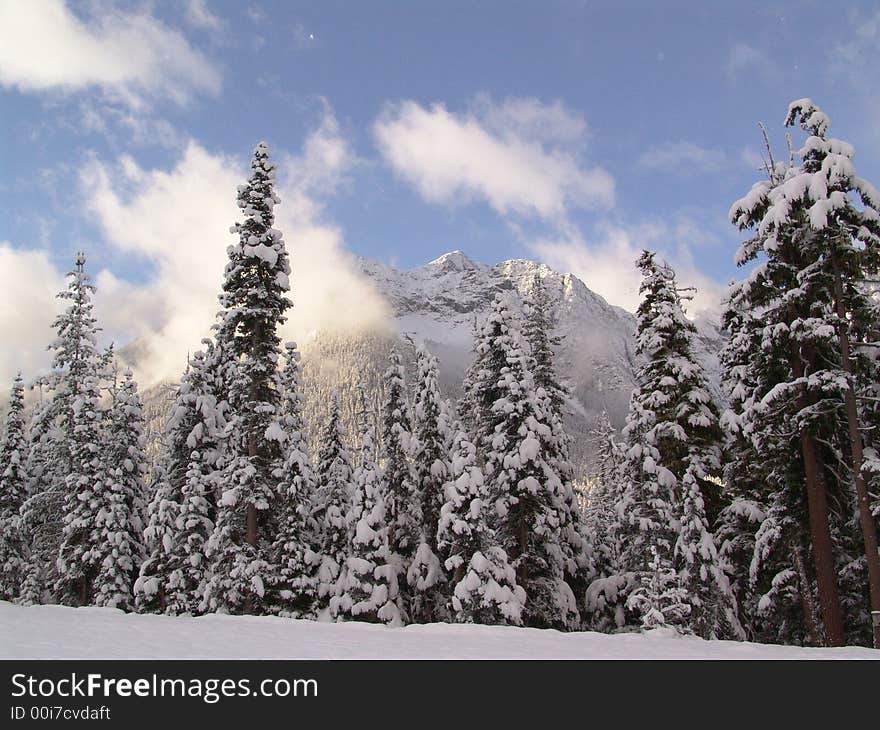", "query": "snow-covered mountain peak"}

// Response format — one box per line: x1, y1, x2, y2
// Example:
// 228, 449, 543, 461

424, 250, 477, 273
349, 250, 641, 468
